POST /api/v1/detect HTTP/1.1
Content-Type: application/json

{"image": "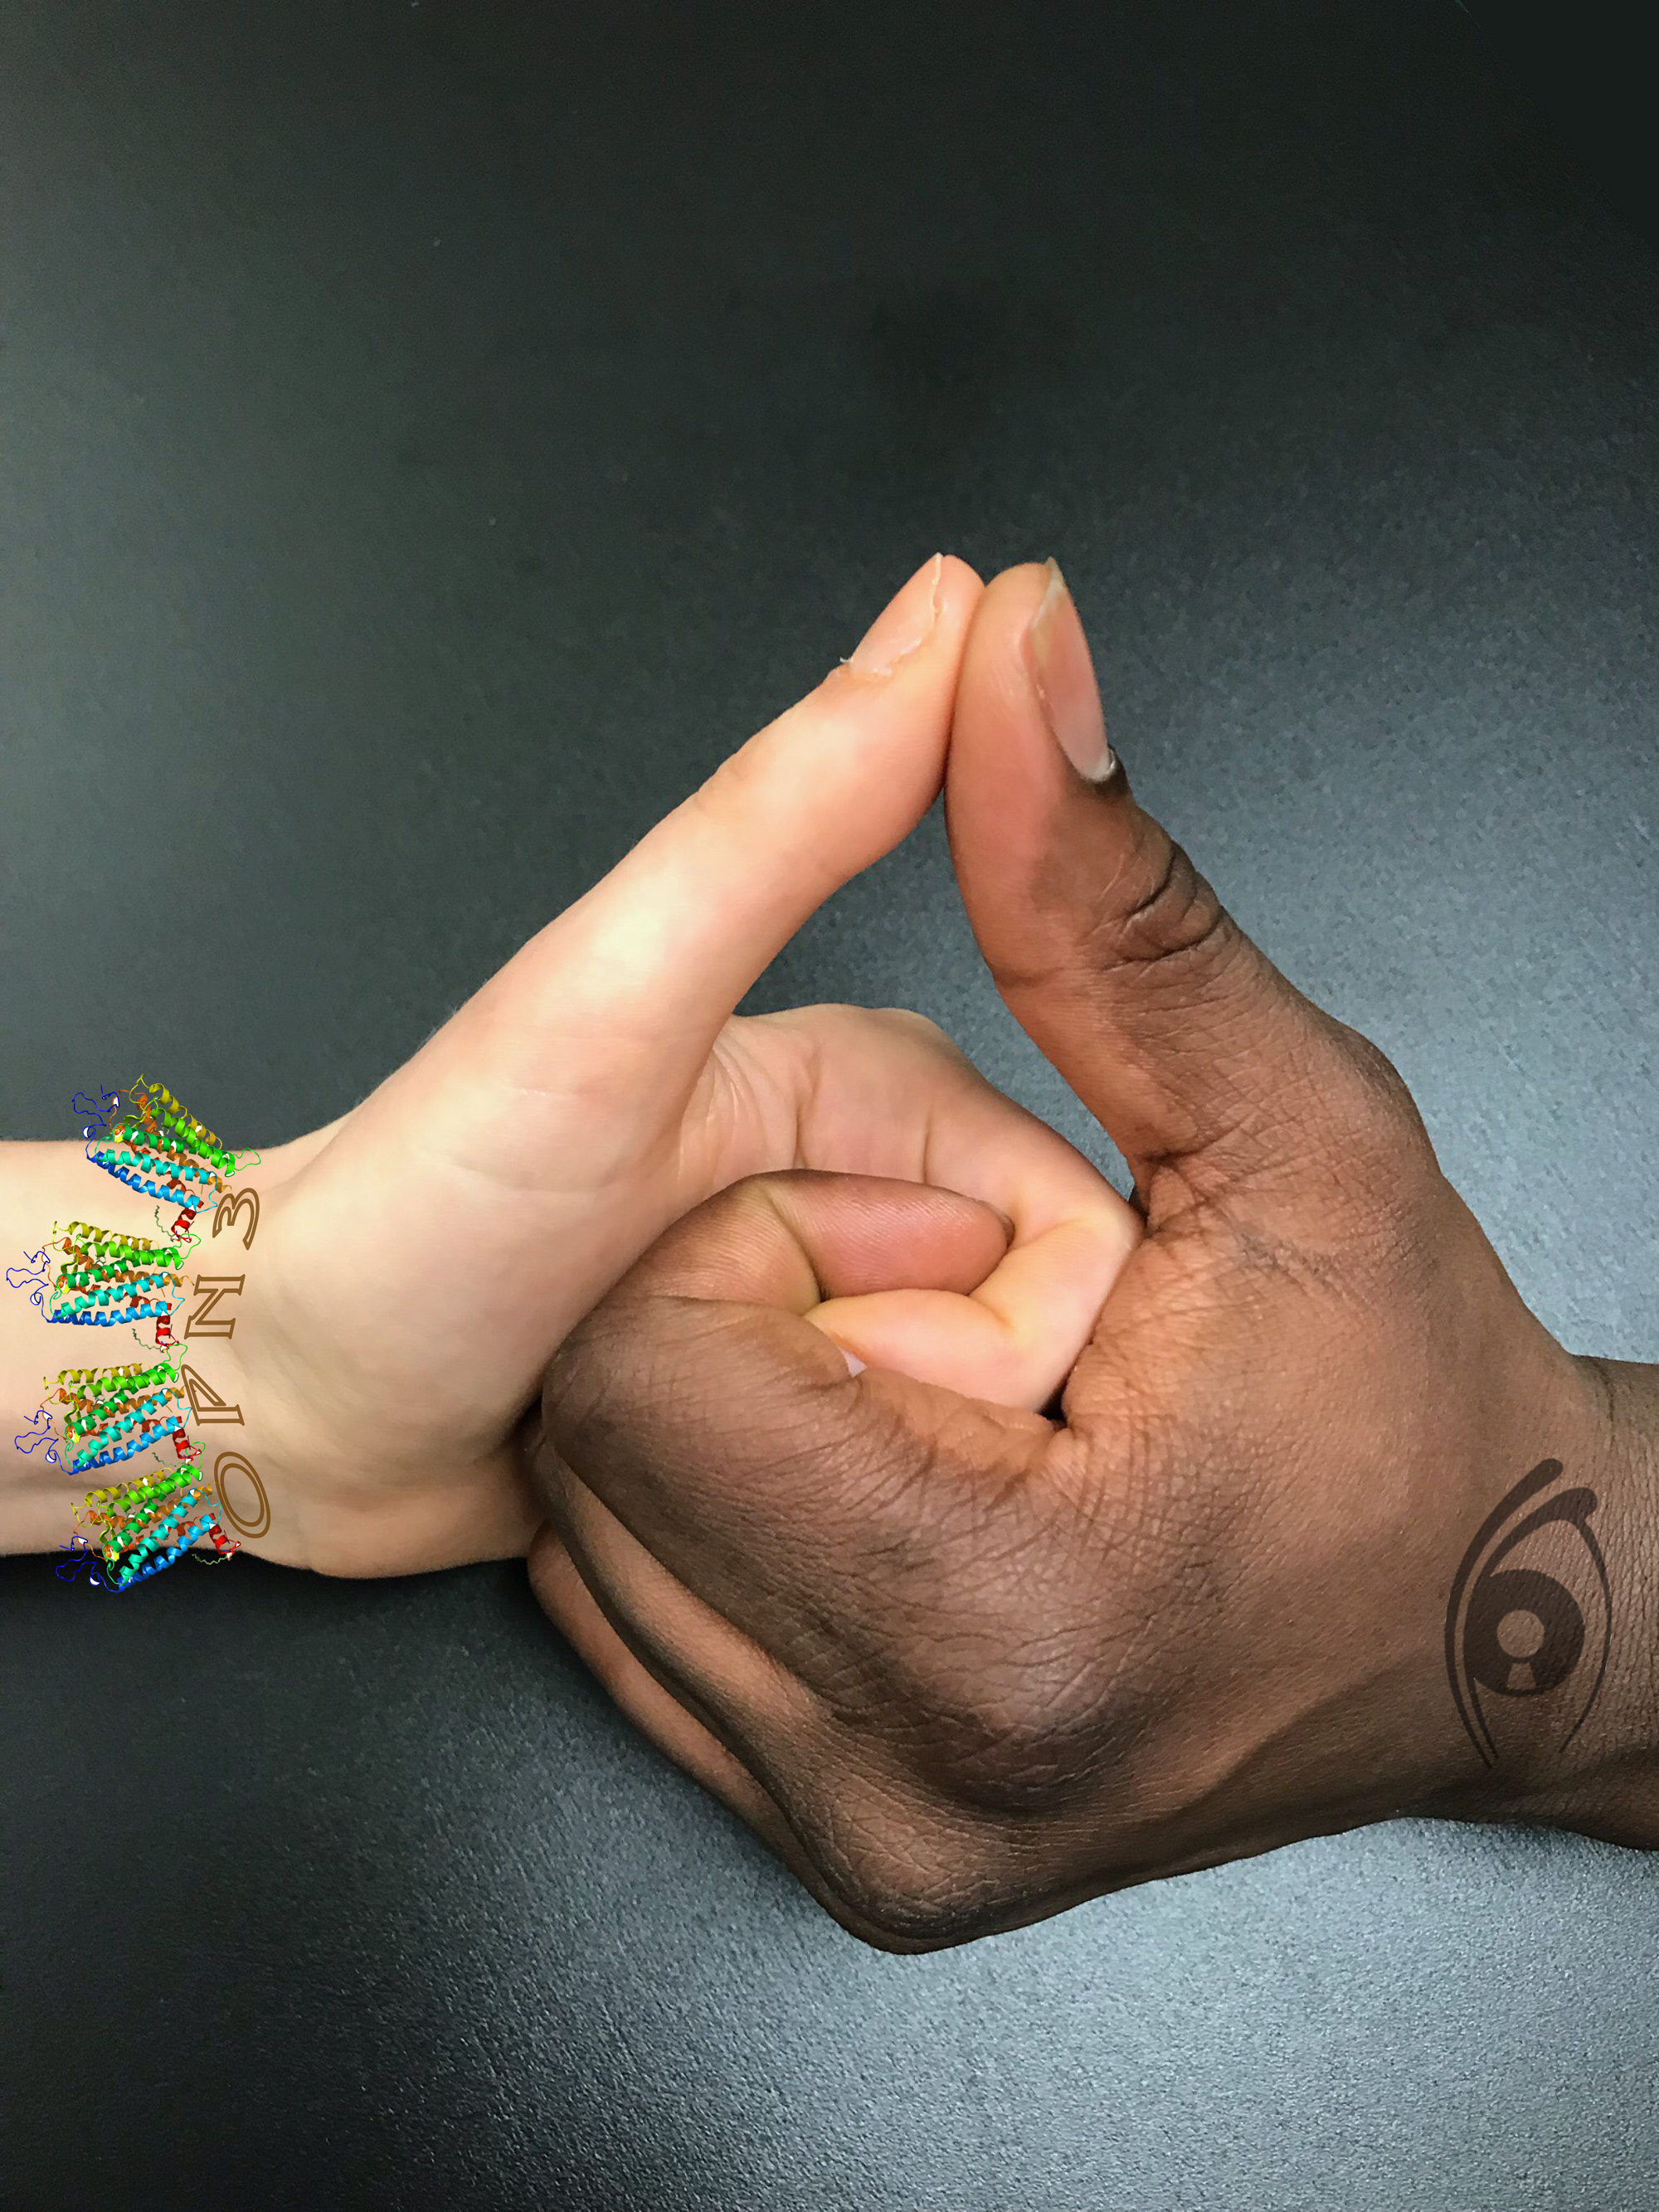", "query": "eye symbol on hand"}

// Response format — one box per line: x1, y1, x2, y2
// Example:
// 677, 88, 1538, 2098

1446, 1458, 1611, 1769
